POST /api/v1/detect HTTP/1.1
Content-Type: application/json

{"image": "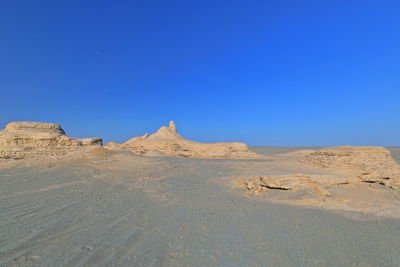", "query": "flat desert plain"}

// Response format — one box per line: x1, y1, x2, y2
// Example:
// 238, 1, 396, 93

1, 147, 400, 266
